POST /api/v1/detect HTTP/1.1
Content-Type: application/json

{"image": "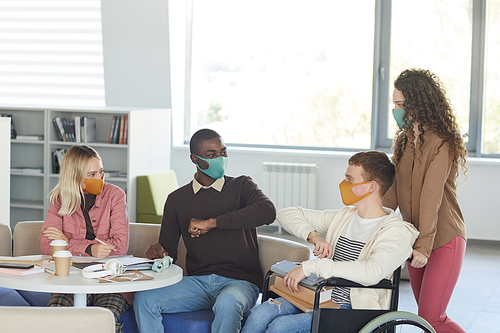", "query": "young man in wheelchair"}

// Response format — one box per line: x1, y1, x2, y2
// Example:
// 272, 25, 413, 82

242, 151, 419, 333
